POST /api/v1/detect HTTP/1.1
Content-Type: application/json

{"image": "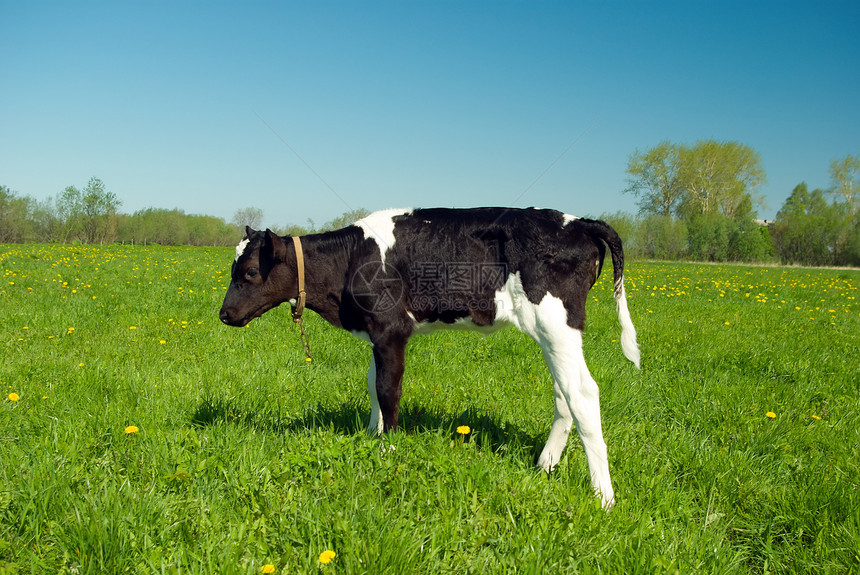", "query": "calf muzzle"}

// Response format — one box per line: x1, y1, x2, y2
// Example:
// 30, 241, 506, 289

219, 306, 244, 326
